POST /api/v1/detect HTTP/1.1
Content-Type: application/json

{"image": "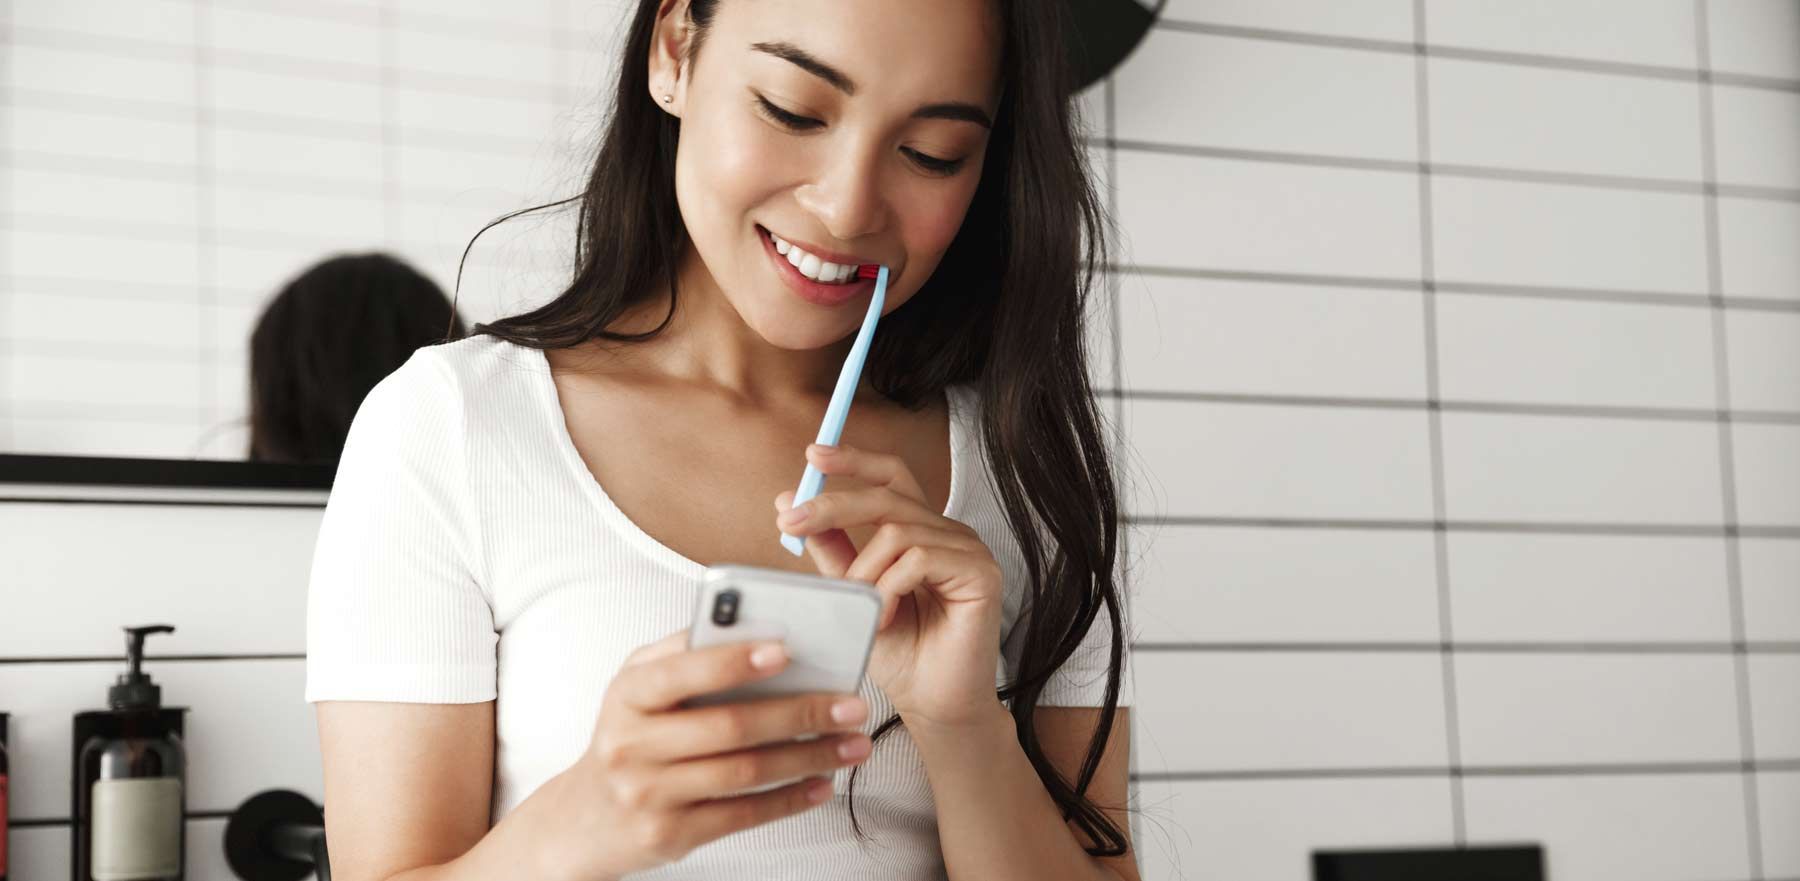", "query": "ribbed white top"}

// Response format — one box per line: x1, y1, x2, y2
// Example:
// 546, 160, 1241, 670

305, 334, 1132, 880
